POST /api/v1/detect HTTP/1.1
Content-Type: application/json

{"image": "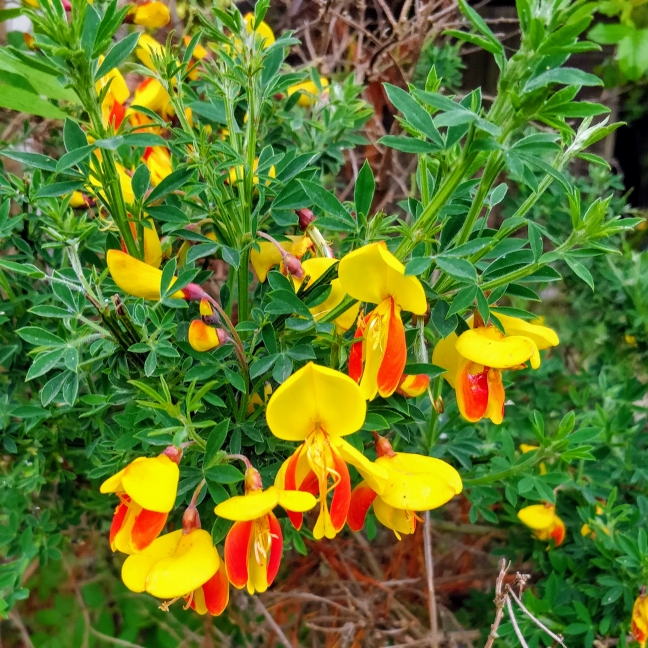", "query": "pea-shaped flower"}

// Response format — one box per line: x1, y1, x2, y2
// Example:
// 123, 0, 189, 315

517, 504, 565, 546
100, 450, 180, 554
338, 242, 428, 400
268, 362, 389, 539
633, 593, 648, 648
122, 528, 228, 616
215, 465, 316, 595
433, 314, 559, 424
348, 435, 462, 538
